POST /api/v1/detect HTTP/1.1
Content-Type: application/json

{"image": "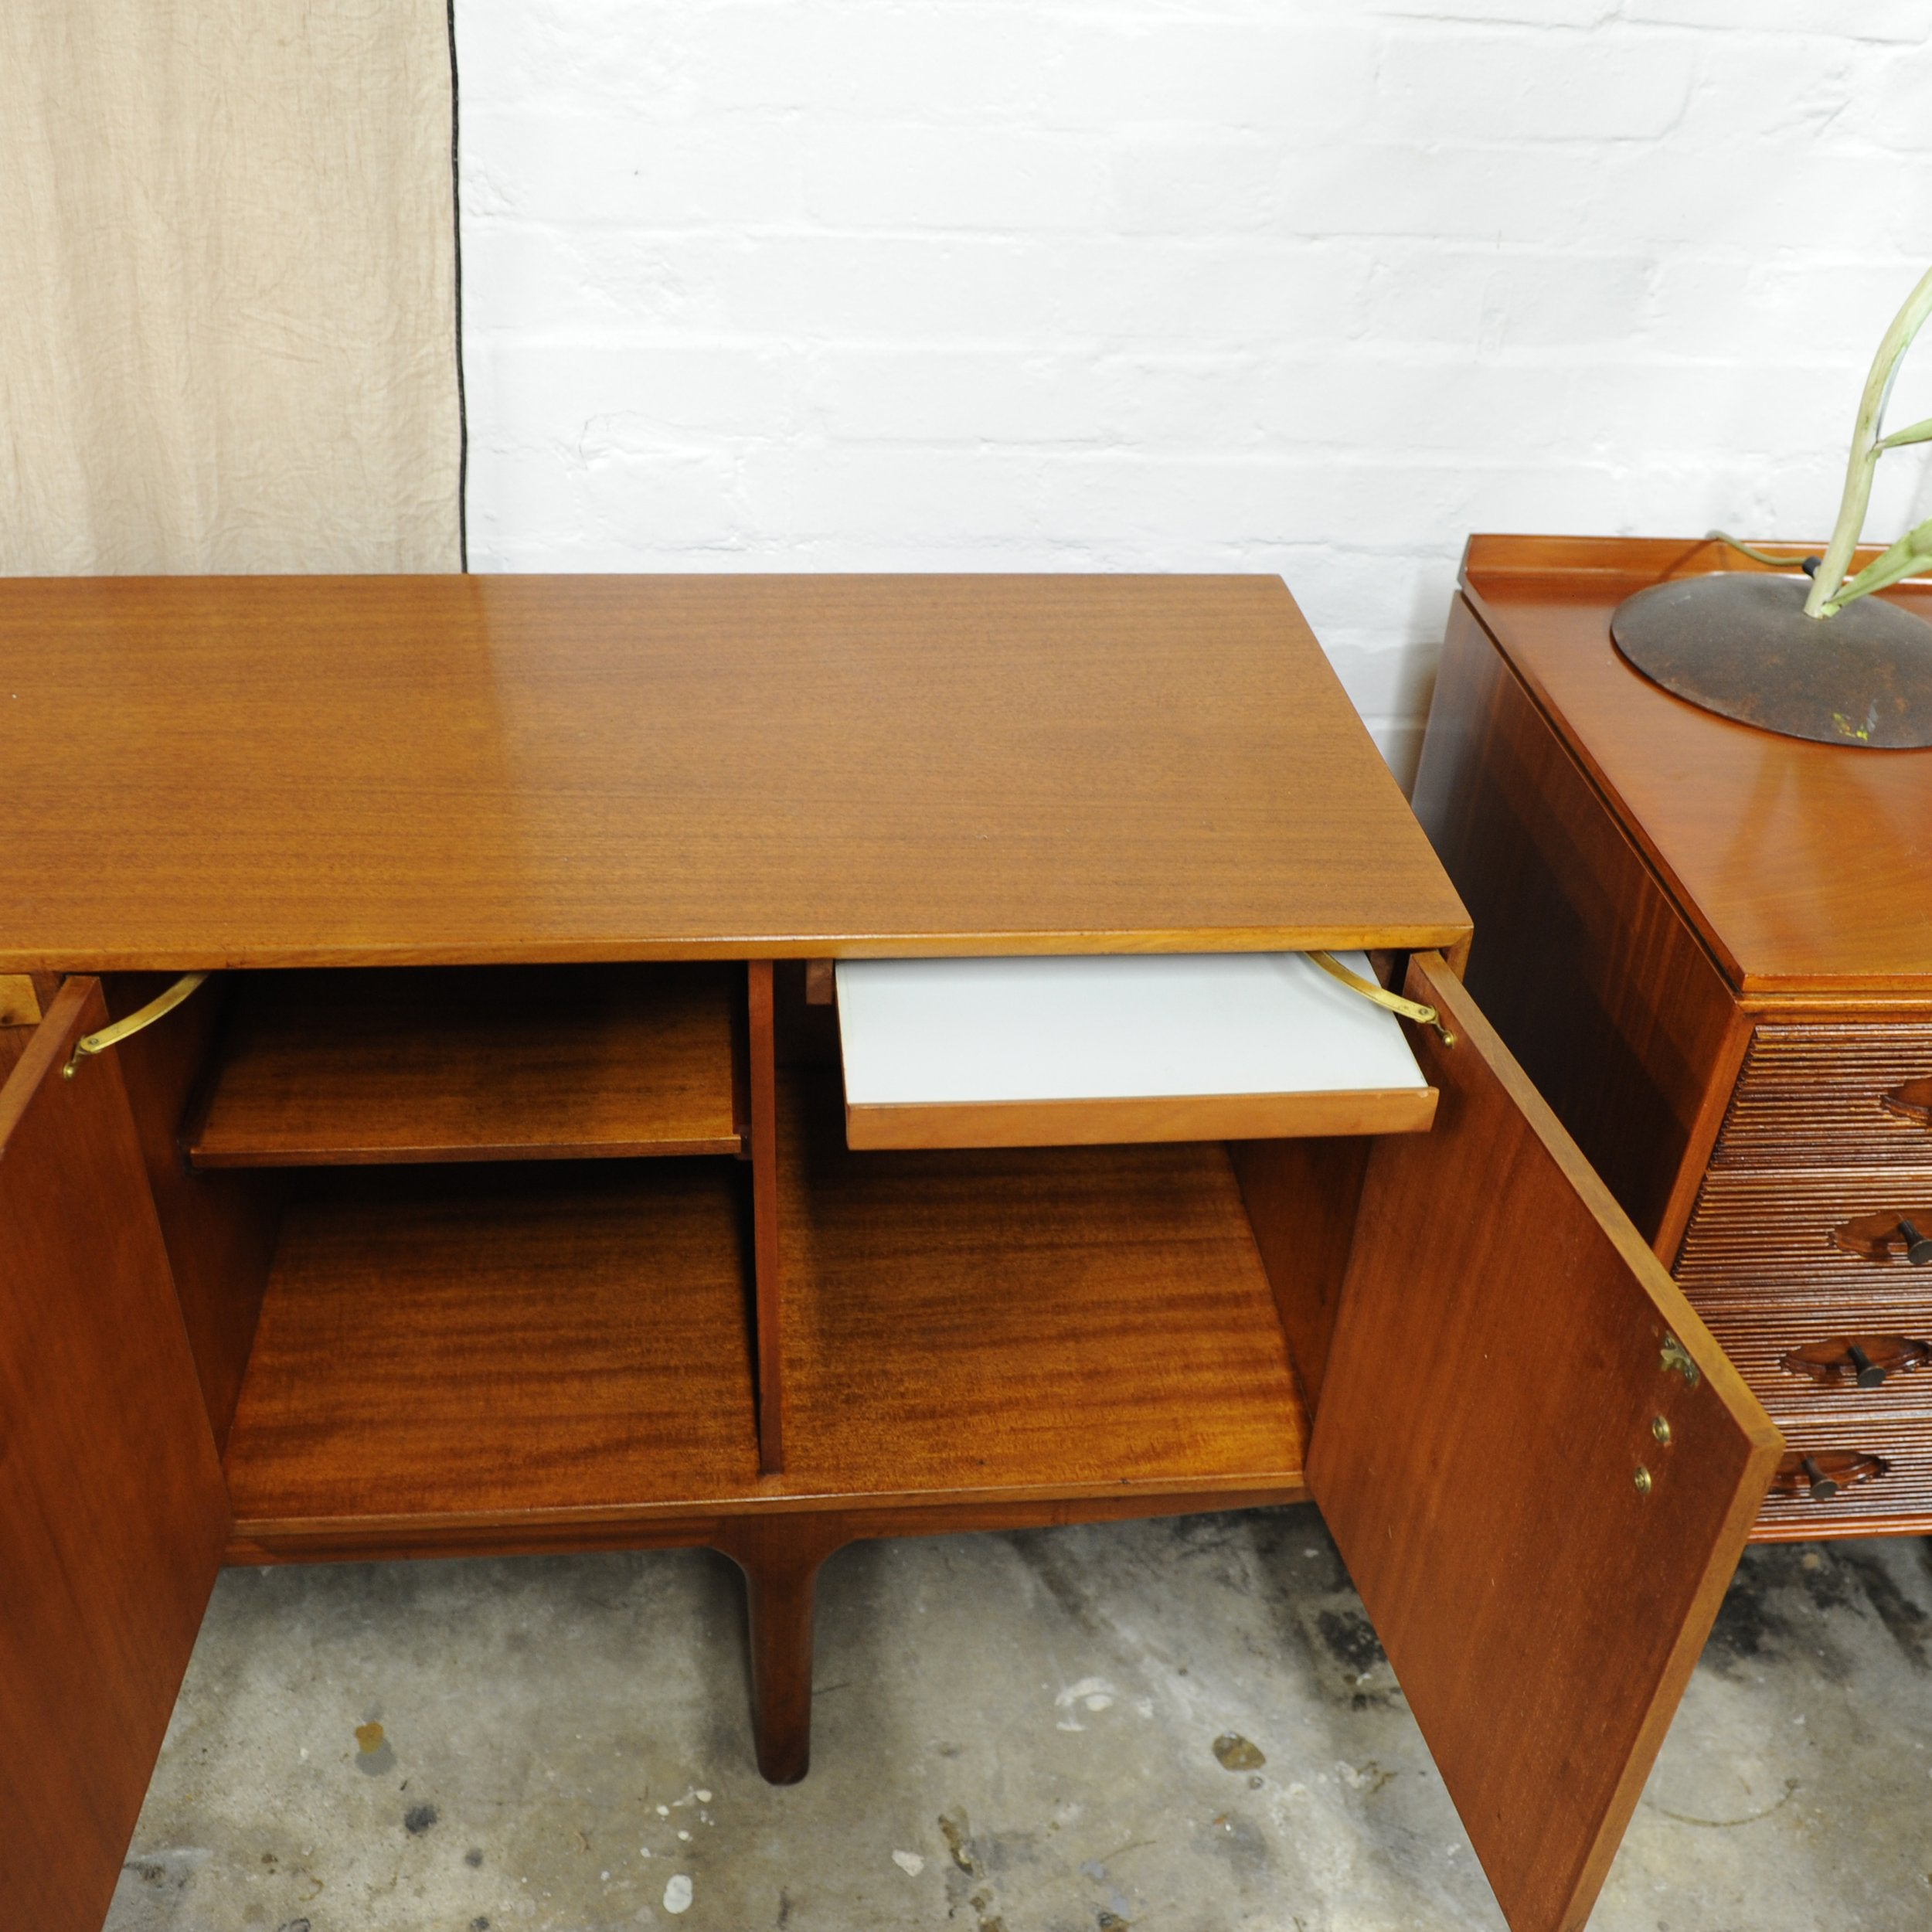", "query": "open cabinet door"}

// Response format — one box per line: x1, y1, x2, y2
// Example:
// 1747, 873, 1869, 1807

1308, 954, 1779, 1932
0, 981, 230, 1932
